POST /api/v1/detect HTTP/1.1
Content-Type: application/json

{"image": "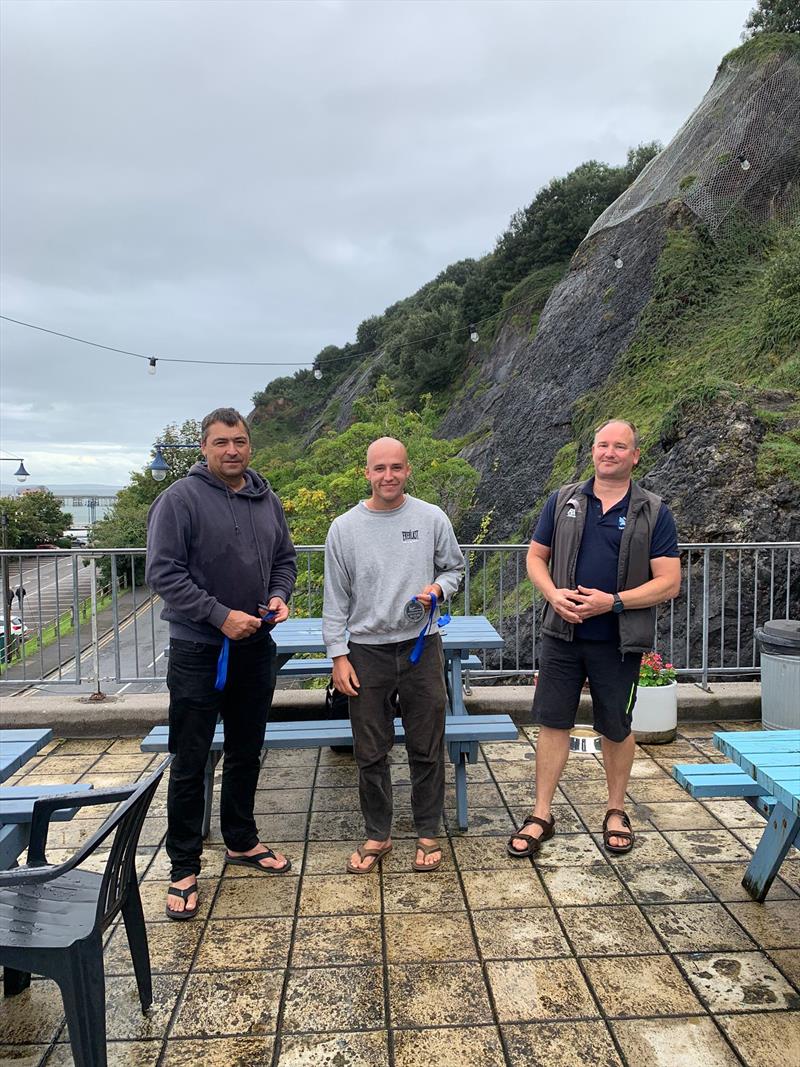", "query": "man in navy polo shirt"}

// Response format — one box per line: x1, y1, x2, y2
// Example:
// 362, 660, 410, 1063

508, 420, 680, 859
